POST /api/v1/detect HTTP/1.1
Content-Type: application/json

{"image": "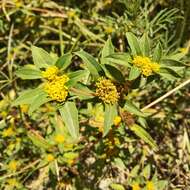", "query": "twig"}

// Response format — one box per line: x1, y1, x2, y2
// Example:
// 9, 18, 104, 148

0, 159, 40, 181
141, 78, 190, 111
